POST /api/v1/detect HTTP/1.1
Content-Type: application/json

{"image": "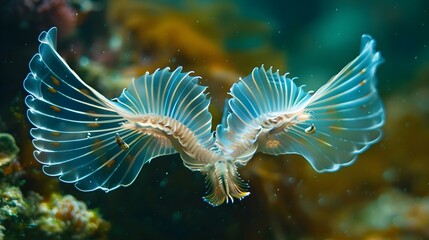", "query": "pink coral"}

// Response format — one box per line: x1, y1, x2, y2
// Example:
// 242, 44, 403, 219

11, 0, 77, 37
36, 0, 77, 37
